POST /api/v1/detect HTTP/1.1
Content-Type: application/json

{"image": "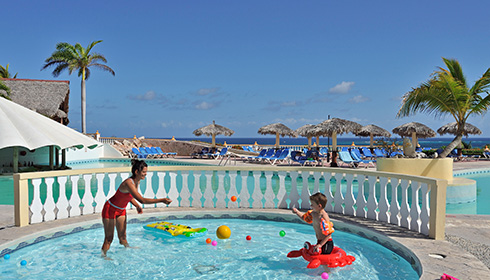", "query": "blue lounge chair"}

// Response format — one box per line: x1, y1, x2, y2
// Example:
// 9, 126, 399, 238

154, 147, 169, 157
256, 149, 275, 161
131, 147, 147, 158
214, 148, 228, 160
338, 151, 360, 168
270, 149, 290, 165
290, 150, 318, 166
349, 149, 375, 168
361, 147, 375, 158
139, 147, 154, 158
247, 149, 267, 161
264, 149, 282, 163
373, 148, 386, 158
149, 147, 164, 158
